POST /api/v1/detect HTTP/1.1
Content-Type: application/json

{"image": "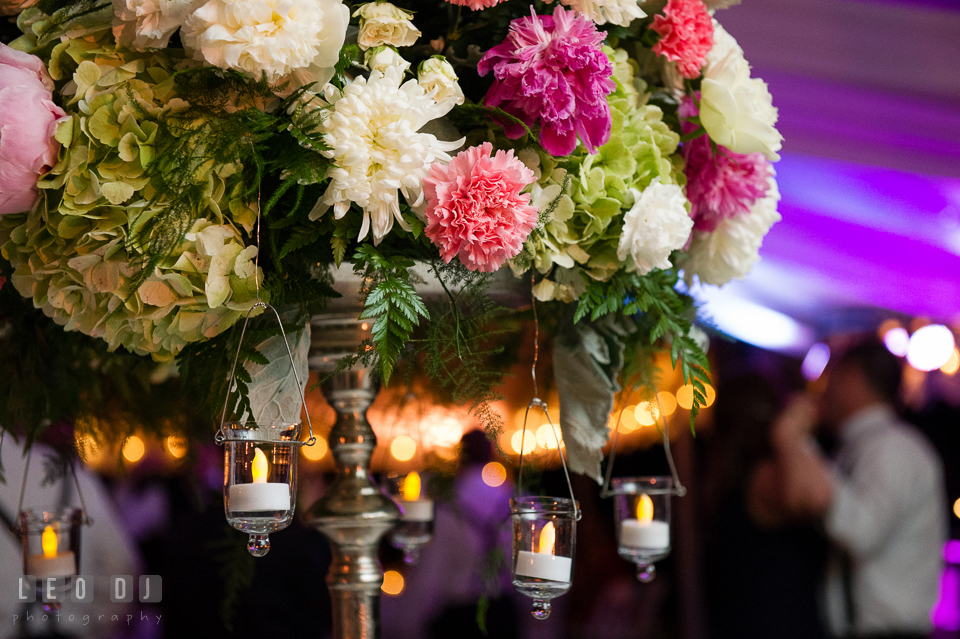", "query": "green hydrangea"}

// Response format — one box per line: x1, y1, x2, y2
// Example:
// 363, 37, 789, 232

0, 40, 261, 361
511, 48, 685, 302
